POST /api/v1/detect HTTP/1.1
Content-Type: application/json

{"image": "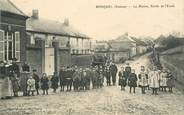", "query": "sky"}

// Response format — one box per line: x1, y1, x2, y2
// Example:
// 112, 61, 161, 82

12, 0, 184, 40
